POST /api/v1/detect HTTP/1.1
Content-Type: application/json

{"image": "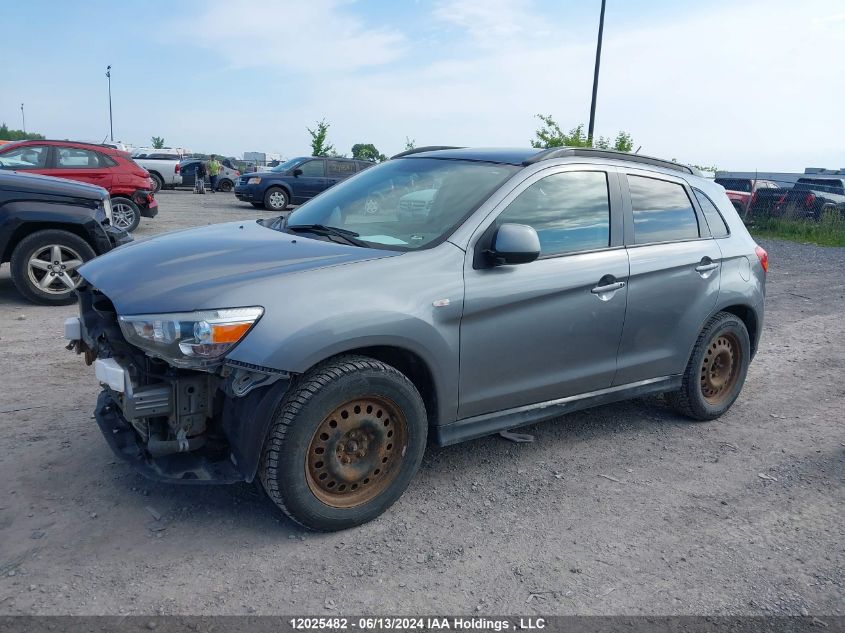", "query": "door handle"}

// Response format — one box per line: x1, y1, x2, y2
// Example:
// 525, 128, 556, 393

695, 262, 720, 273
591, 281, 626, 294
